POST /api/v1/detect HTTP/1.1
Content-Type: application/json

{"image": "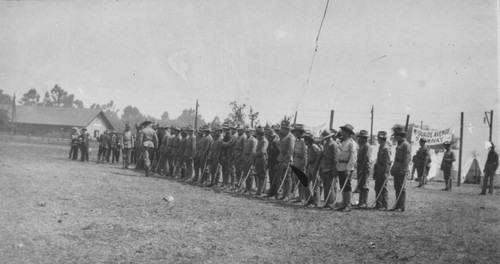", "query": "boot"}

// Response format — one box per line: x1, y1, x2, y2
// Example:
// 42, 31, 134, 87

357, 190, 368, 209
335, 192, 346, 211
341, 192, 351, 212
145, 167, 149, 177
